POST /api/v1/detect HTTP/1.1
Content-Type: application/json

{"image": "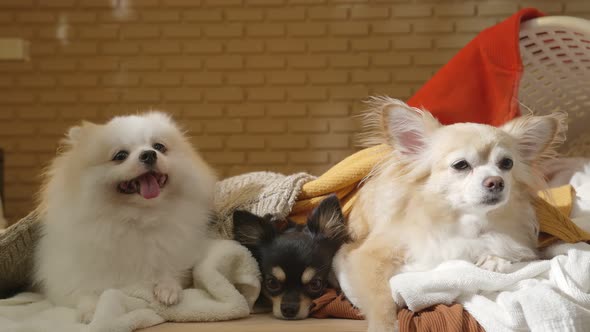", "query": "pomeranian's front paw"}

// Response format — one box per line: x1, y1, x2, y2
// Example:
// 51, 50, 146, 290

476, 255, 512, 273
154, 279, 182, 305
